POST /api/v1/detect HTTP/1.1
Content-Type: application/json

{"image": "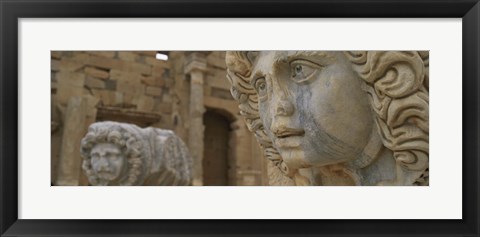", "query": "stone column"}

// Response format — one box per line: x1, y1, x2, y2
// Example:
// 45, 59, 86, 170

79, 95, 100, 185
184, 52, 207, 186
55, 96, 87, 185
55, 95, 99, 186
